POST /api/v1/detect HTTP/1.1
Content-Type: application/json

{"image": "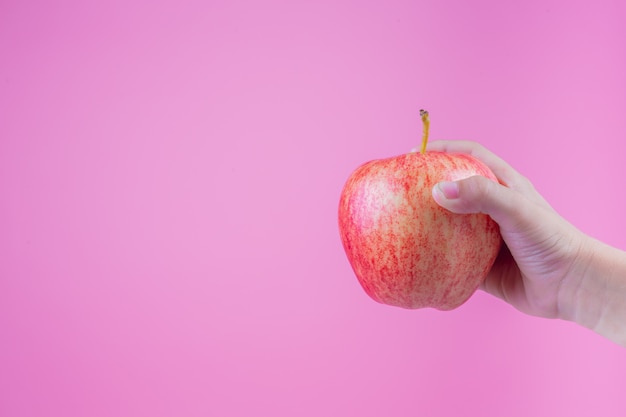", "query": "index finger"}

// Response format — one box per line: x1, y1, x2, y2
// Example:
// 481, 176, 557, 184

424, 140, 530, 193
